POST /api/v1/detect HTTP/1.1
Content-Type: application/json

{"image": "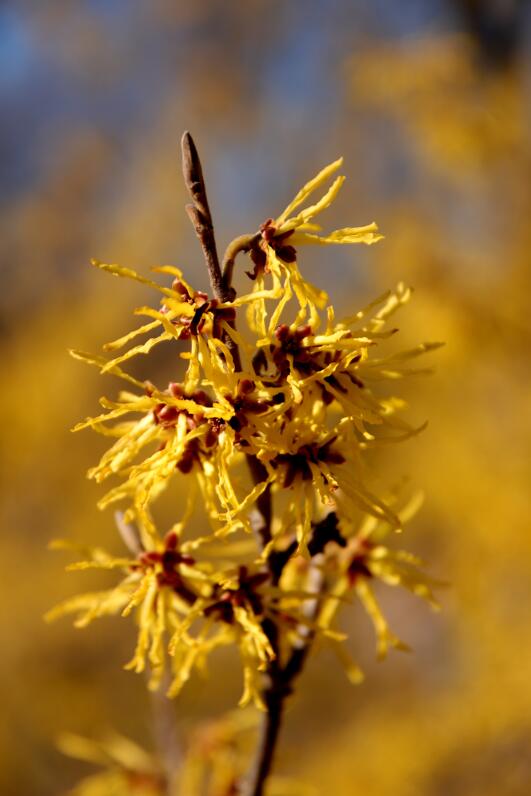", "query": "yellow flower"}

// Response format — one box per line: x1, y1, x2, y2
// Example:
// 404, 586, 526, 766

48, 530, 283, 708
240, 159, 383, 336
56, 148, 440, 719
